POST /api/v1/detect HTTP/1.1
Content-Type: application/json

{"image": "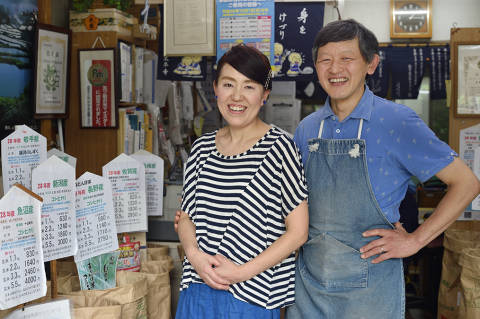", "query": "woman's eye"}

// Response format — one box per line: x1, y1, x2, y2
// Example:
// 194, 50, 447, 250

223, 83, 233, 87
